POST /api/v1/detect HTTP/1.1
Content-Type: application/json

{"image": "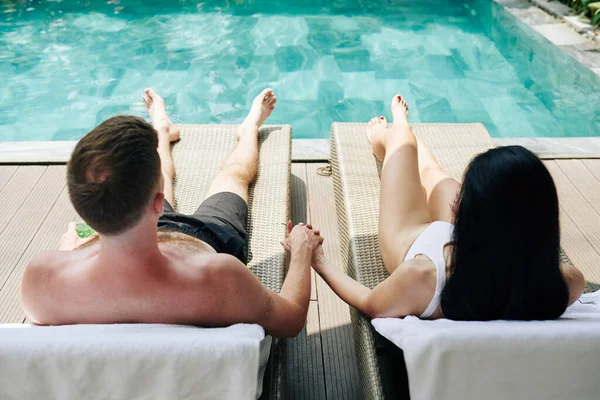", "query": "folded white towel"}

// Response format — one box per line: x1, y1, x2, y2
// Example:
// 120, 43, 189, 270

372, 291, 600, 400
0, 323, 267, 400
